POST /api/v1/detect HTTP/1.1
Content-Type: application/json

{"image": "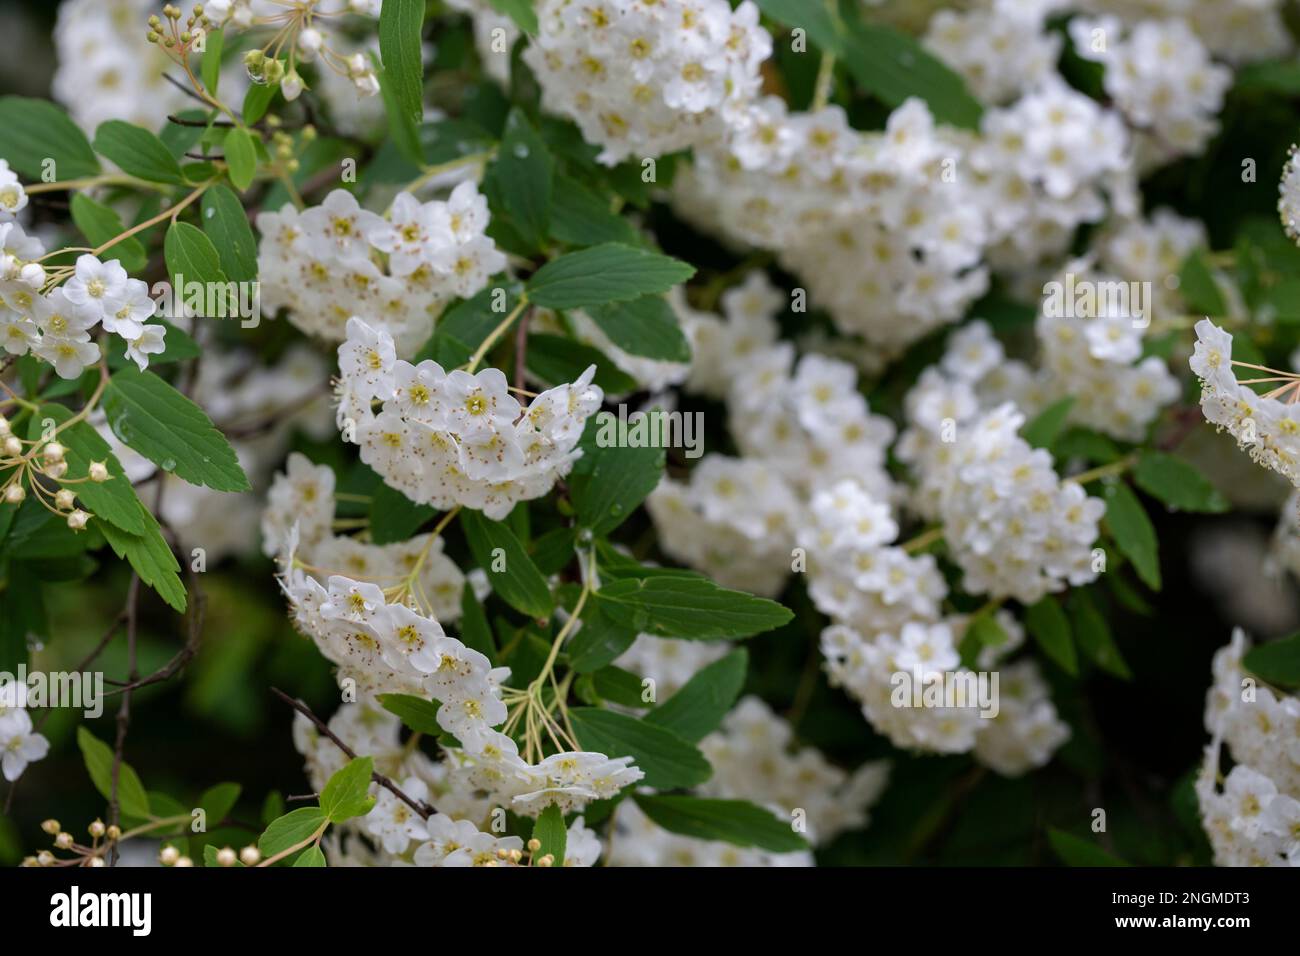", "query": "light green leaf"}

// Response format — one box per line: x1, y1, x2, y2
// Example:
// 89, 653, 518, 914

646, 649, 747, 742
164, 220, 228, 297
379, 0, 426, 127
96, 503, 187, 613
102, 366, 250, 492
294, 845, 327, 867
258, 807, 327, 858
93, 121, 186, 185
197, 782, 242, 828
1134, 451, 1229, 514
568, 707, 711, 790
242, 82, 278, 125
460, 509, 553, 618
586, 296, 691, 362
0, 96, 100, 180
754, 0, 844, 53
1025, 596, 1077, 676
531, 805, 566, 866
76, 726, 151, 821
594, 576, 793, 641
222, 128, 257, 192
1103, 481, 1160, 591
200, 184, 258, 282
320, 756, 376, 824
527, 243, 696, 310
633, 794, 808, 853
487, 0, 538, 34
201, 29, 224, 95
377, 693, 442, 736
